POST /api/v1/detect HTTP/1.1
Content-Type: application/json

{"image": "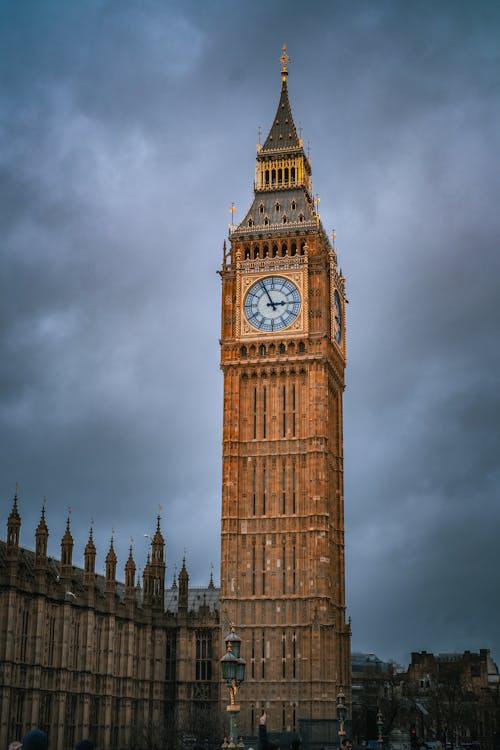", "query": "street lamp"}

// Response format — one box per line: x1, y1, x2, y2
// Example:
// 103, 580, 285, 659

221, 624, 246, 749
336, 687, 347, 741
377, 708, 384, 750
